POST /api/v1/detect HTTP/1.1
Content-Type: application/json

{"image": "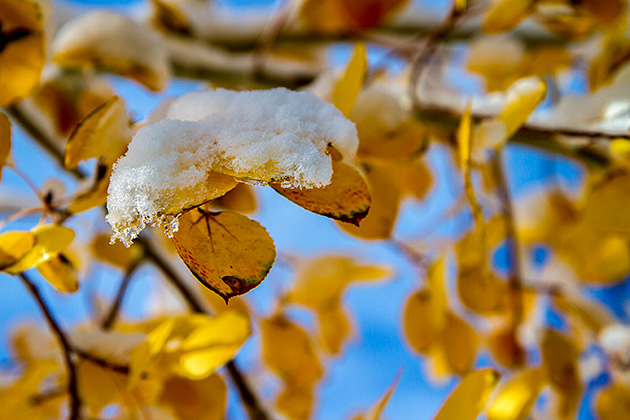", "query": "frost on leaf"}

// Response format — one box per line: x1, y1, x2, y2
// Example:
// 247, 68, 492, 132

106, 87, 358, 245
